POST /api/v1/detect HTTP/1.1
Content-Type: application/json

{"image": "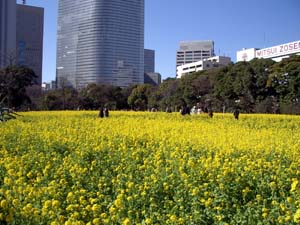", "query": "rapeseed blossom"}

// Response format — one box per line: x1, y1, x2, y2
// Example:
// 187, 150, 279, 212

0, 111, 299, 224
